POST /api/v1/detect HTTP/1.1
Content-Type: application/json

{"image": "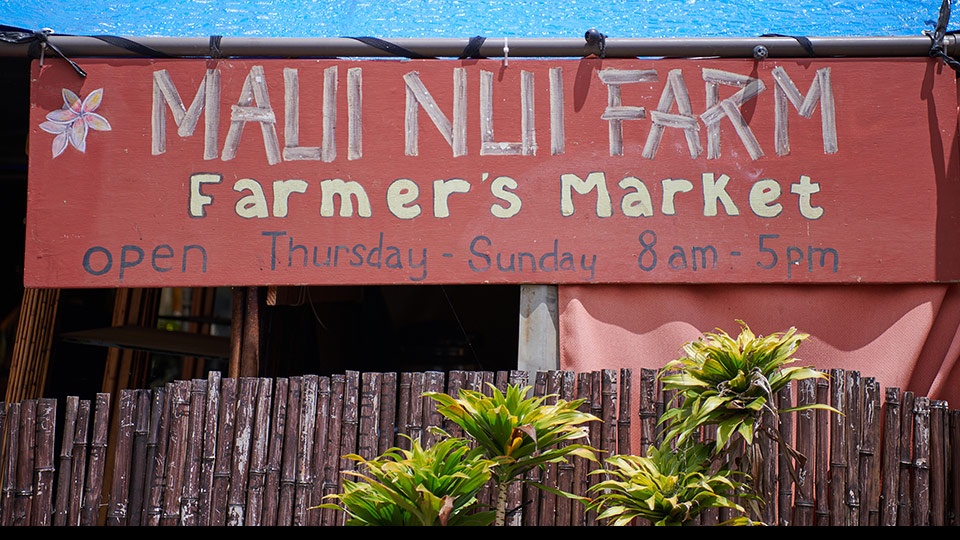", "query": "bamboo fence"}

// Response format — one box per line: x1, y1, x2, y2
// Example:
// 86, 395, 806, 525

0, 368, 957, 526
